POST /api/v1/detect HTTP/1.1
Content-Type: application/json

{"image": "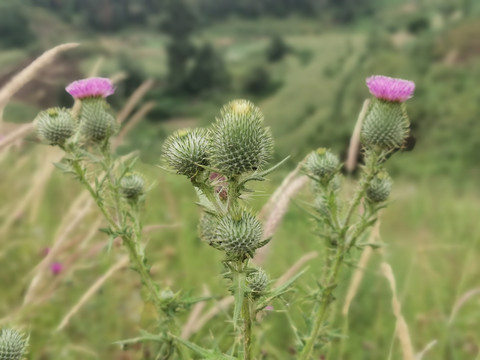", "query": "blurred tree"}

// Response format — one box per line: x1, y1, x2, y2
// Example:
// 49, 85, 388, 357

242, 65, 276, 96
0, 3, 35, 48
266, 35, 290, 62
